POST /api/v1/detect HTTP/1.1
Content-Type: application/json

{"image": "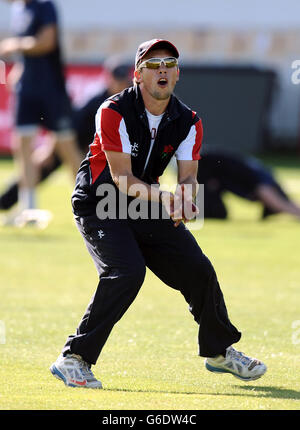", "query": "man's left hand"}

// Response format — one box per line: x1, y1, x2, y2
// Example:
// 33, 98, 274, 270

172, 184, 199, 227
